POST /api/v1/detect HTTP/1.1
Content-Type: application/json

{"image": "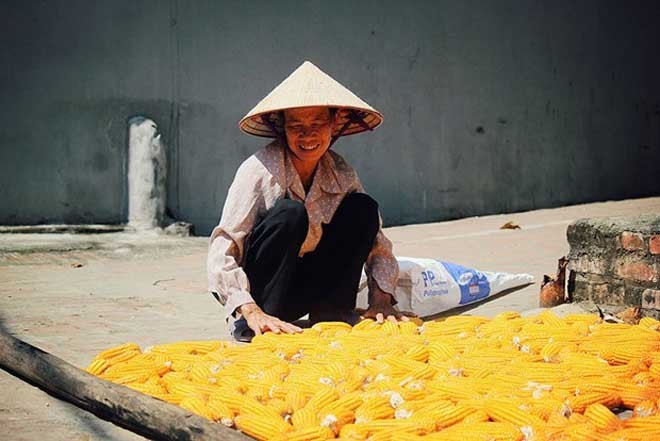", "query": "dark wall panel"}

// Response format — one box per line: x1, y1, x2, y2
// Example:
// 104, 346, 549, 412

1, 0, 658, 234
